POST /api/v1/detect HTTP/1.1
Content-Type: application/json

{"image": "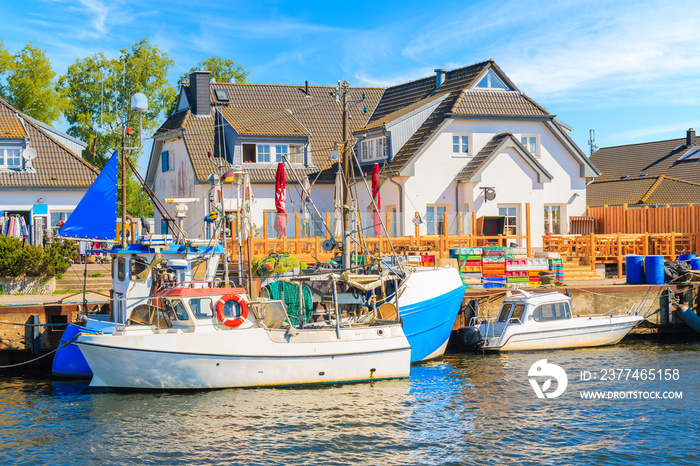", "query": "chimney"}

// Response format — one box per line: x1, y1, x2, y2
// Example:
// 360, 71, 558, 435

189, 69, 211, 115
435, 69, 447, 91
687, 128, 696, 146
